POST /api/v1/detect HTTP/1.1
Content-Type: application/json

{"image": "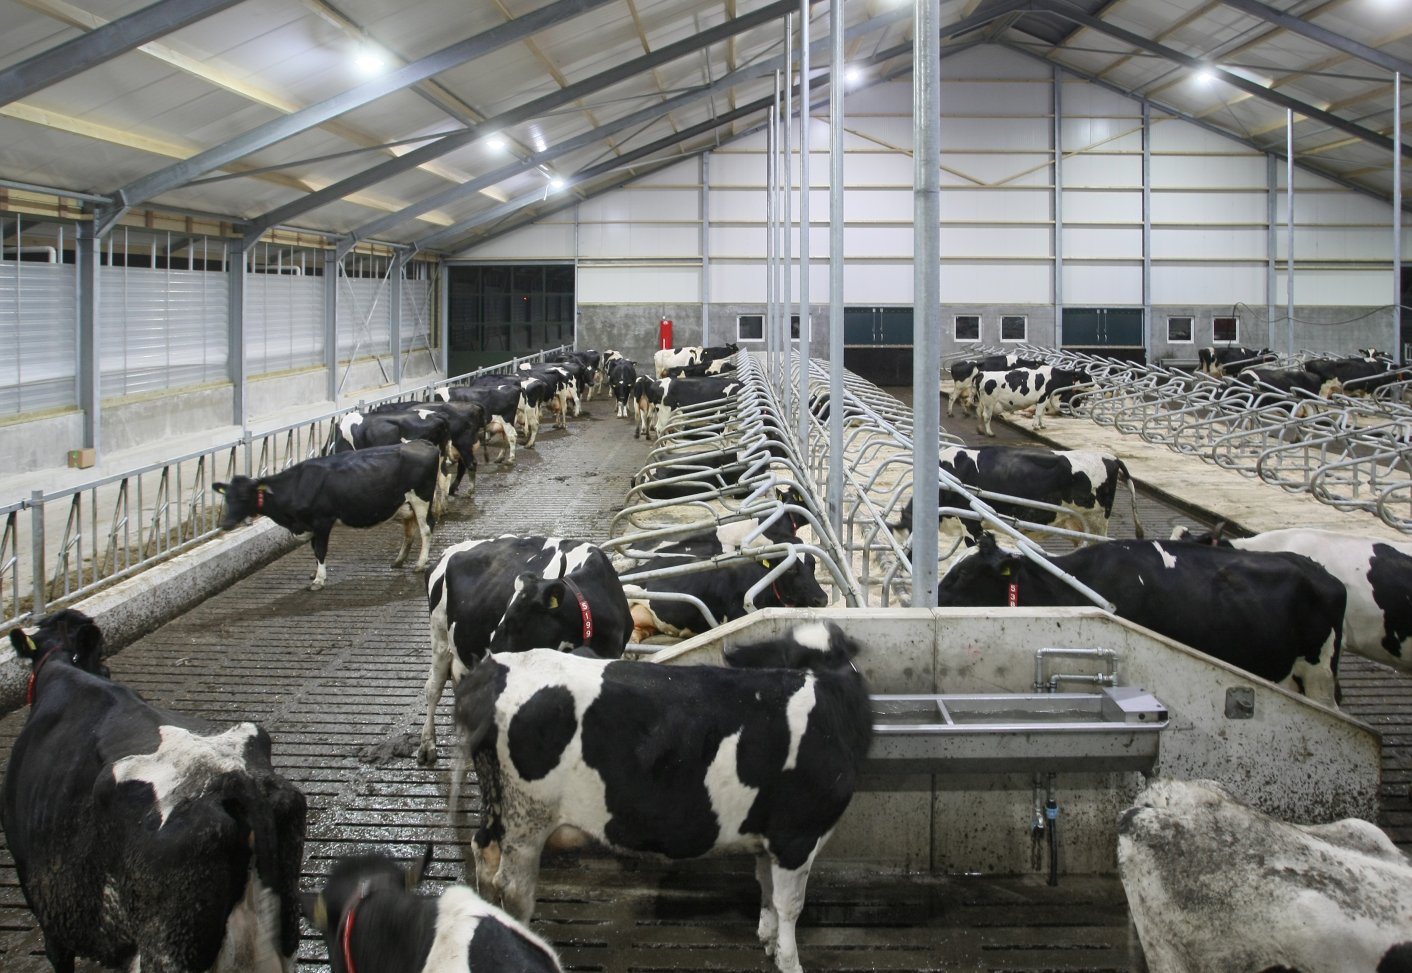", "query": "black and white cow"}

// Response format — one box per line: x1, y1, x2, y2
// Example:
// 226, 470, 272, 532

622, 550, 828, 642
654, 345, 703, 377
894, 445, 1144, 547
1174, 526, 1412, 673
215, 440, 447, 591
608, 358, 637, 418
632, 375, 666, 439
417, 535, 632, 765
972, 365, 1091, 436
663, 359, 736, 378
656, 376, 742, 438
3, 610, 306, 973
1197, 345, 1276, 377
1233, 365, 1343, 403
947, 354, 1044, 417
936, 533, 1344, 706
1304, 355, 1411, 397
340, 400, 487, 496
453, 620, 871, 973
1119, 778, 1412, 973
523, 362, 580, 423
437, 382, 522, 464
302, 846, 562, 973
